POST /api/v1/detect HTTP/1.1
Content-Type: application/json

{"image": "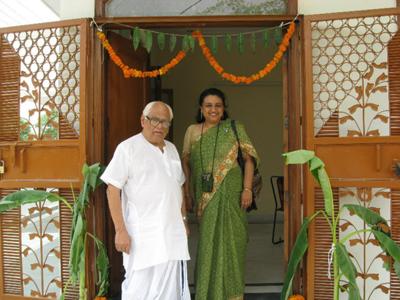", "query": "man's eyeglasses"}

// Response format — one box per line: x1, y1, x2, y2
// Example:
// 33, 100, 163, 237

145, 116, 171, 128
